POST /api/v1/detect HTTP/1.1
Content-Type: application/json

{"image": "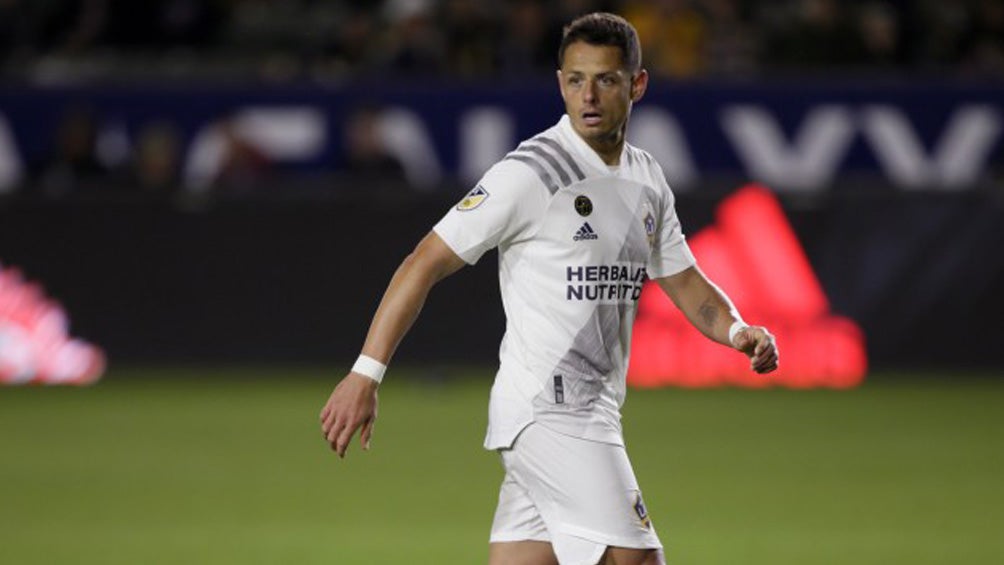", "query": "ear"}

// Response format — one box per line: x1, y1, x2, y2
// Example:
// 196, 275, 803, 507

630, 69, 649, 102
556, 69, 568, 103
